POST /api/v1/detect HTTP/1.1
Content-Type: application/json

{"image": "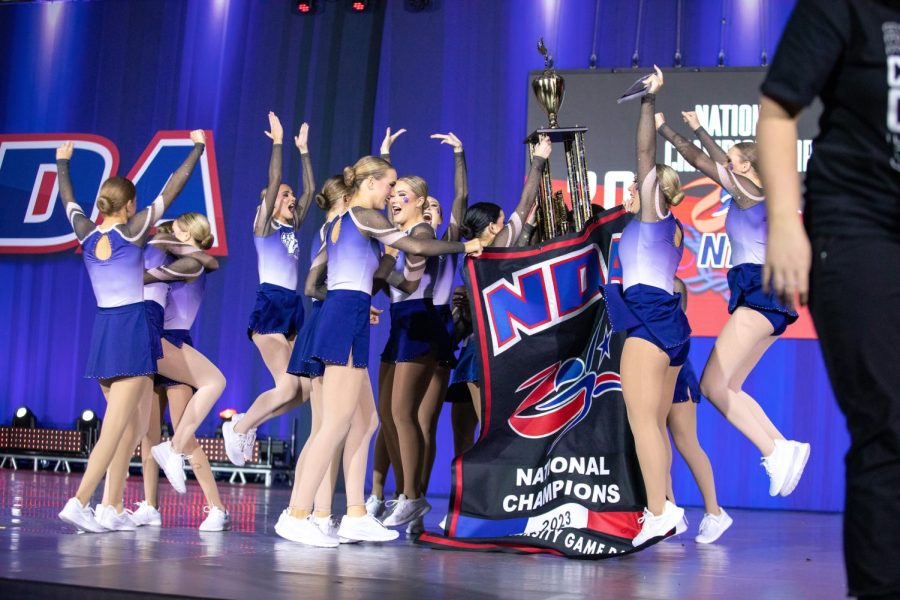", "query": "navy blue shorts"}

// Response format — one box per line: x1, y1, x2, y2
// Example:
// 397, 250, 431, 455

605, 283, 692, 367
449, 340, 479, 386
155, 330, 194, 387
381, 299, 457, 366
310, 289, 371, 369
727, 263, 798, 336
144, 300, 165, 361
287, 300, 325, 378
247, 283, 304, 340
672, 360, 701, 404
85, 302, 156, 379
